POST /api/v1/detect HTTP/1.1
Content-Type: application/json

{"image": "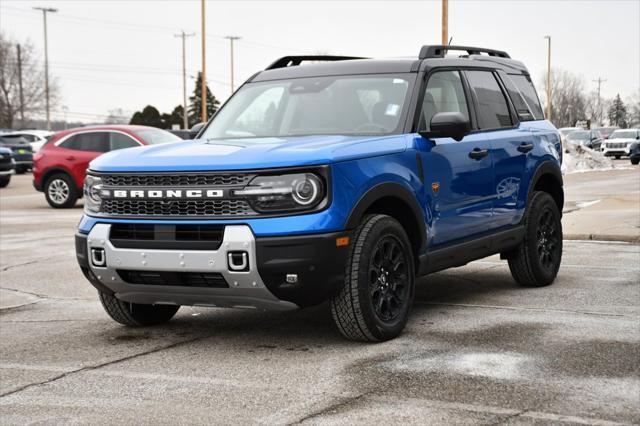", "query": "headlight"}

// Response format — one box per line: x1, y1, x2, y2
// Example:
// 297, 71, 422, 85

234, 173, 326, 213
83, 175, 103, 213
